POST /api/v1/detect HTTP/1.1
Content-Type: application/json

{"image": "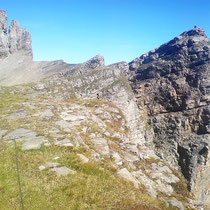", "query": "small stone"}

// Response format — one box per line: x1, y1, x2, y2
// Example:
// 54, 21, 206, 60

51, 166, 77, 177
54, 156, 60, 160
43, 140, 51, 147
77, 154, 89, 163
39, 165, 46, 171
117, 168, 139, 188
34, 109, 54, 119
54, 138, 74, 147
168, 197, 184, 210
45, 162, 60, 168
